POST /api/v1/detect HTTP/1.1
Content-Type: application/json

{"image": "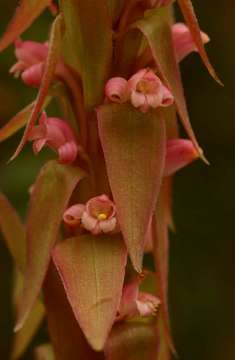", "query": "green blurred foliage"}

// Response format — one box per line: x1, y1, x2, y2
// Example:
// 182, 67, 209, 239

0, 0, 235, 359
